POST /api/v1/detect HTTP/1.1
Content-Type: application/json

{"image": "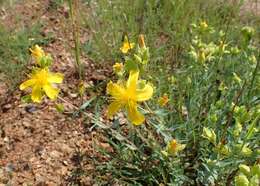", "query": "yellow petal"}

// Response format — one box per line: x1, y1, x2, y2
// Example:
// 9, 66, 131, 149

19, 79, 35, 90
30, 45, 45, 59
106, 81, 126, 100
136, 84, 153, 102
47, 73, 63, 83
120, 45, 129, 54
43, 84, 59, 100
120, 42, 134, 54
167, 139, 185, 156
130, 43, 135, 49
113, 63, 123, 73
31, 86, 43, 103
126, 70, 139, 97
176, 144, 186, 151
107, 101, 124, 118
126, 101, 145, 125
